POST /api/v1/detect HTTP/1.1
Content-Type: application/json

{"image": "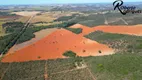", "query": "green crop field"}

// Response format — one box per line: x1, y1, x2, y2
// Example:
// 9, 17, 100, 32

0, 61, 45, 80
